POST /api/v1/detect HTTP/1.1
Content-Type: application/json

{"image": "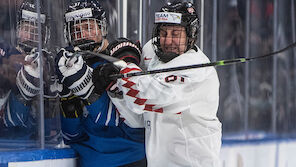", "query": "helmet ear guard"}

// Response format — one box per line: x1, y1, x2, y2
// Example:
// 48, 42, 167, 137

152, 1, 200, 63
